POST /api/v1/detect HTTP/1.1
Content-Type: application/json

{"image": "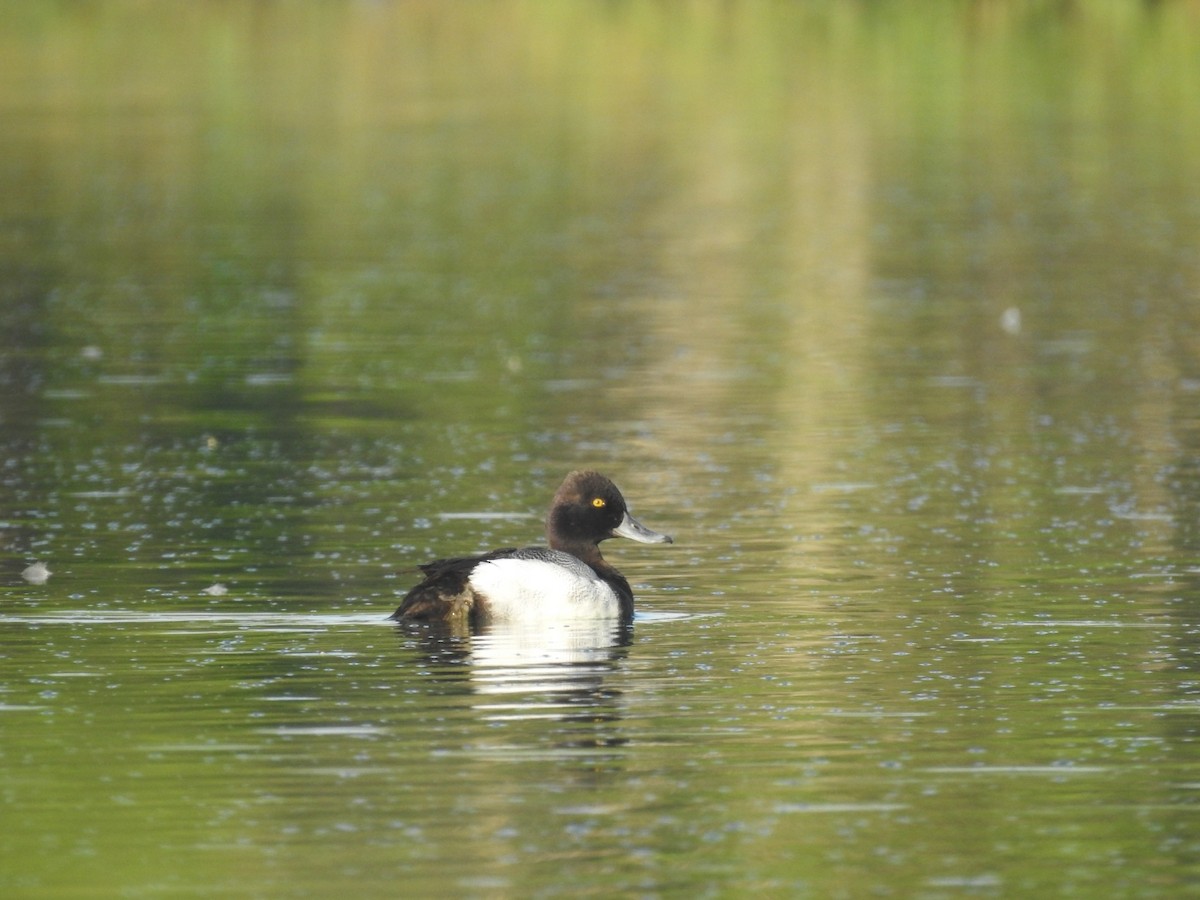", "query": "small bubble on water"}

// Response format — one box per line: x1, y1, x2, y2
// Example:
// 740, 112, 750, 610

1000, 306, 1022, 335
22, 562, 52, 584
